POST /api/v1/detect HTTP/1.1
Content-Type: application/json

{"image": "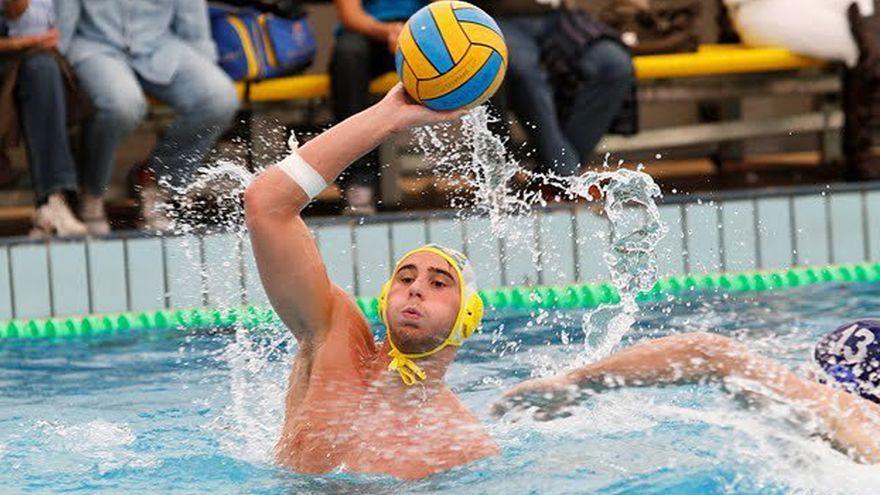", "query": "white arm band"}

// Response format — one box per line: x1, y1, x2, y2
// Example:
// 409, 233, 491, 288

275, 150, 327, 200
